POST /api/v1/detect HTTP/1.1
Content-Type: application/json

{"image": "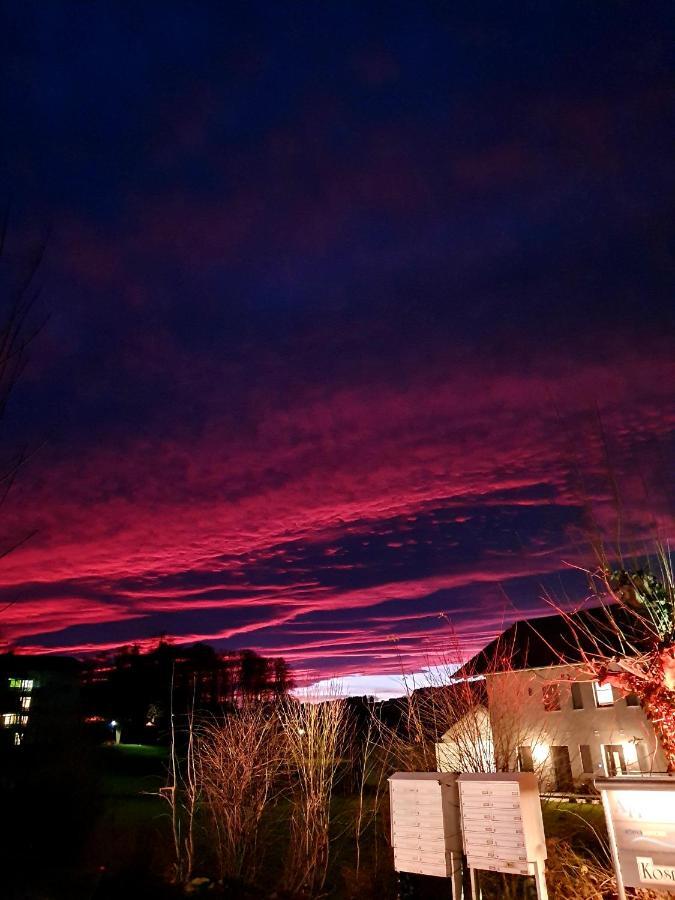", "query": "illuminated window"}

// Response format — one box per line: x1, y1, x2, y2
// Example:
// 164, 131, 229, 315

13, 732, 22, 746
2, 713, 18, 726
8, 678, 34, 691
20, 696, 31, 710
593, 681, 614, 707
543, 684, 561, 711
